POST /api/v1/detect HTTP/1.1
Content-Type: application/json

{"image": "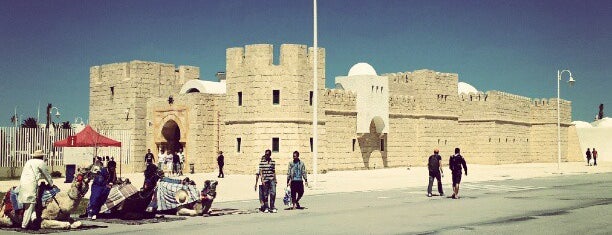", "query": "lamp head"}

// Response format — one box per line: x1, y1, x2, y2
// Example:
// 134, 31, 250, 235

568, 76, 575, 86
54, 110, 60, 118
